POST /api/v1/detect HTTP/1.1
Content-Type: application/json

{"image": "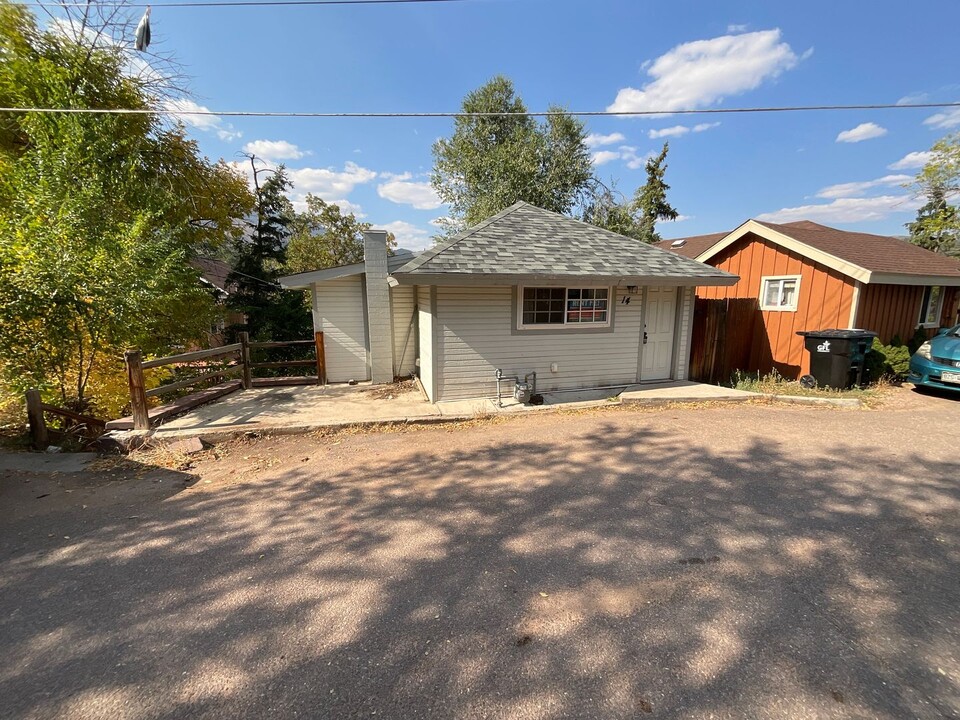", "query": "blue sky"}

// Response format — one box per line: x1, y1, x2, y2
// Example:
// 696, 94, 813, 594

134, 0, 960, 249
